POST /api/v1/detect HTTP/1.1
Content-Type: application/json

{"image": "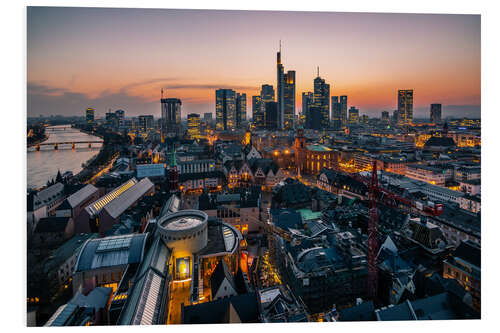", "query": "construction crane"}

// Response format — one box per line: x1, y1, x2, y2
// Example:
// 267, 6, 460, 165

345, 164, 443, 217
367, 161, 379, 300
